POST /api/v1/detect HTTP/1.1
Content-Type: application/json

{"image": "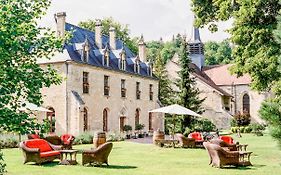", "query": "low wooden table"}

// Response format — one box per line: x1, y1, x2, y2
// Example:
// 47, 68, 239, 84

59, 150, 78, 165
239, 151, 252, 166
